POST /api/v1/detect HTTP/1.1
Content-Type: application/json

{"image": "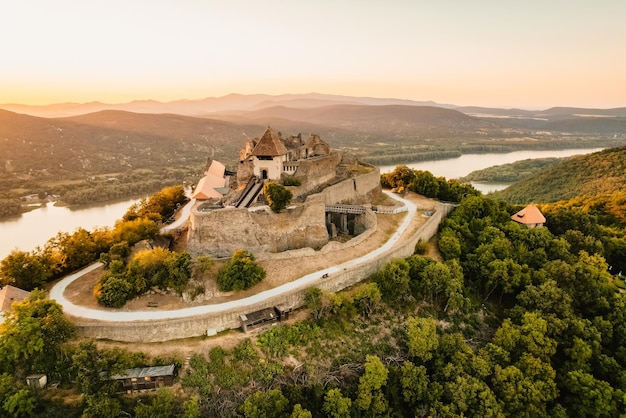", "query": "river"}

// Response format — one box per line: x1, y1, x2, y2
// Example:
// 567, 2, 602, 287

378, 148, 603, 194
0, 147, 603, 260
0, 198, 141, 260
